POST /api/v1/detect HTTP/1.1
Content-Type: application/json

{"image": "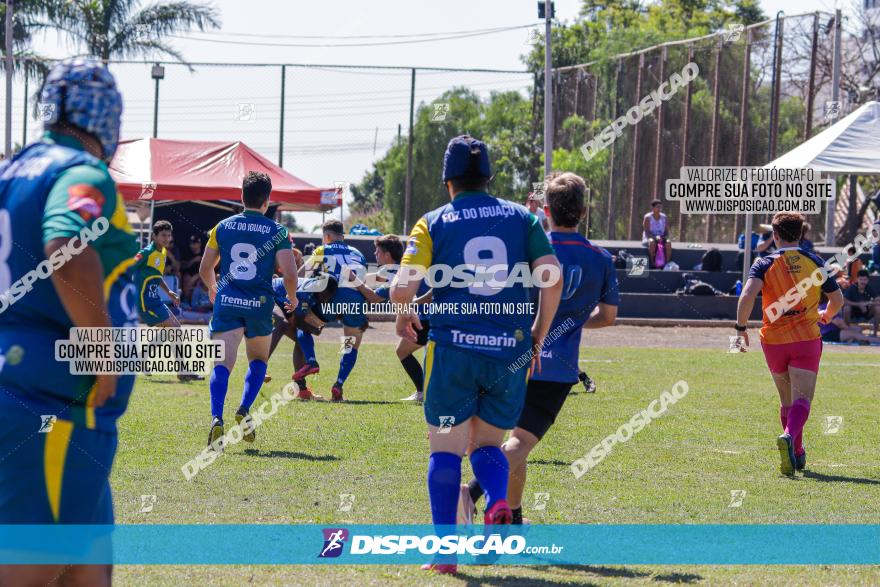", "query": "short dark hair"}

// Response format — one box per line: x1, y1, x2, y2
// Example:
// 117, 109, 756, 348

152, 220, 172, 235
375, 234, 404, 263
857, 268, 870, 278
242, 171, 272, 208
545, 172, 586, 228
651, 199, 662, 207
322, 219, 344, 236
771, 212, 805, 243
450, 176, 490, 193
